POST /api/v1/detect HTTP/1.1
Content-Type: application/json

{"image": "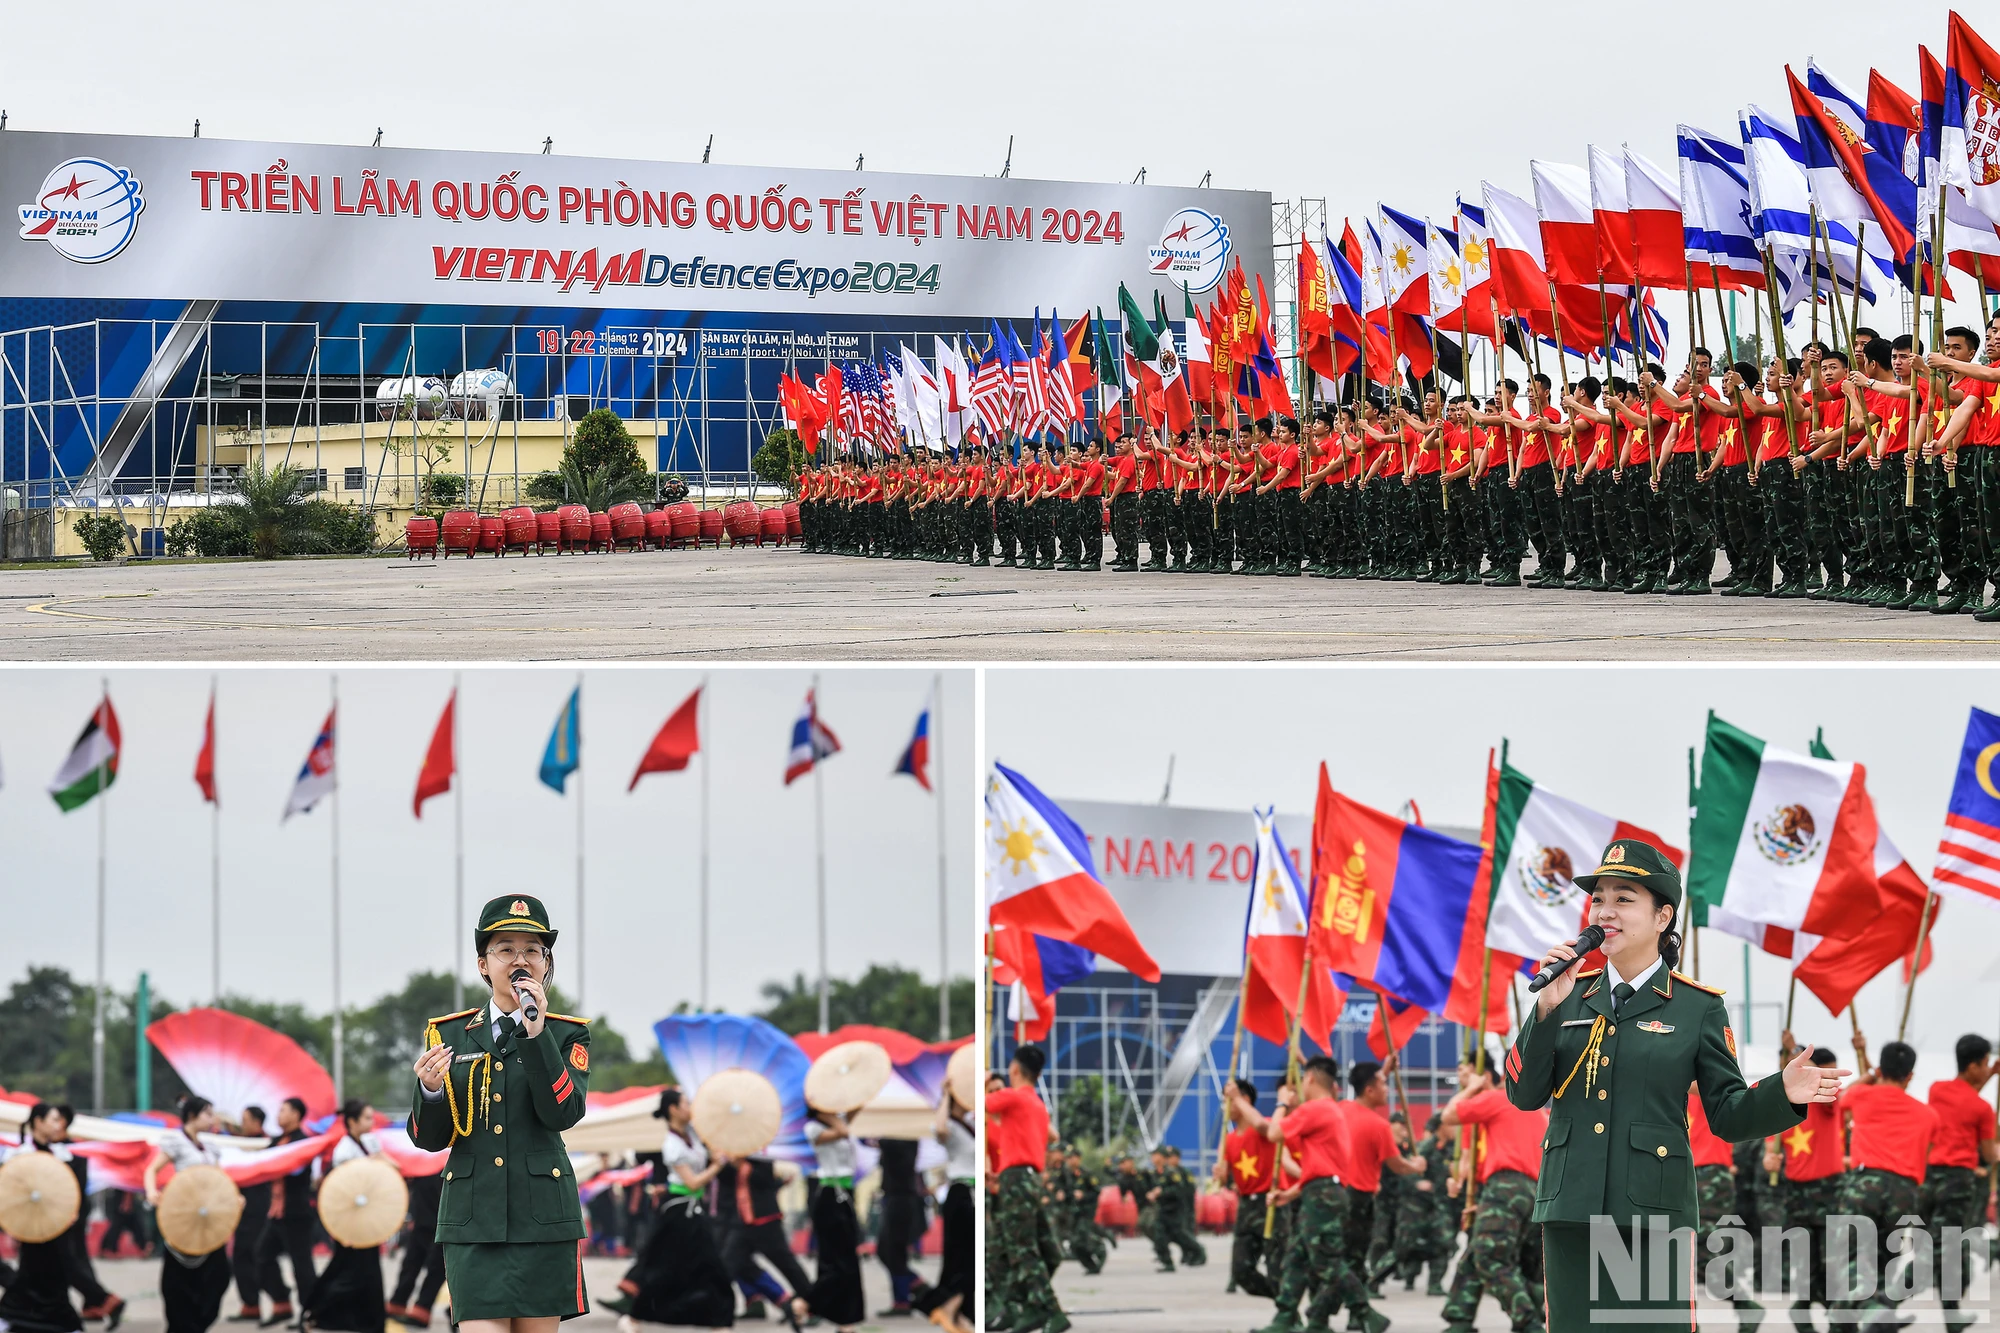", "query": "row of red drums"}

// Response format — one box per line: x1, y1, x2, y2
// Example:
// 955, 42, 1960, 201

405, 501, 800, 559
1092, 1186, 1236, 1235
